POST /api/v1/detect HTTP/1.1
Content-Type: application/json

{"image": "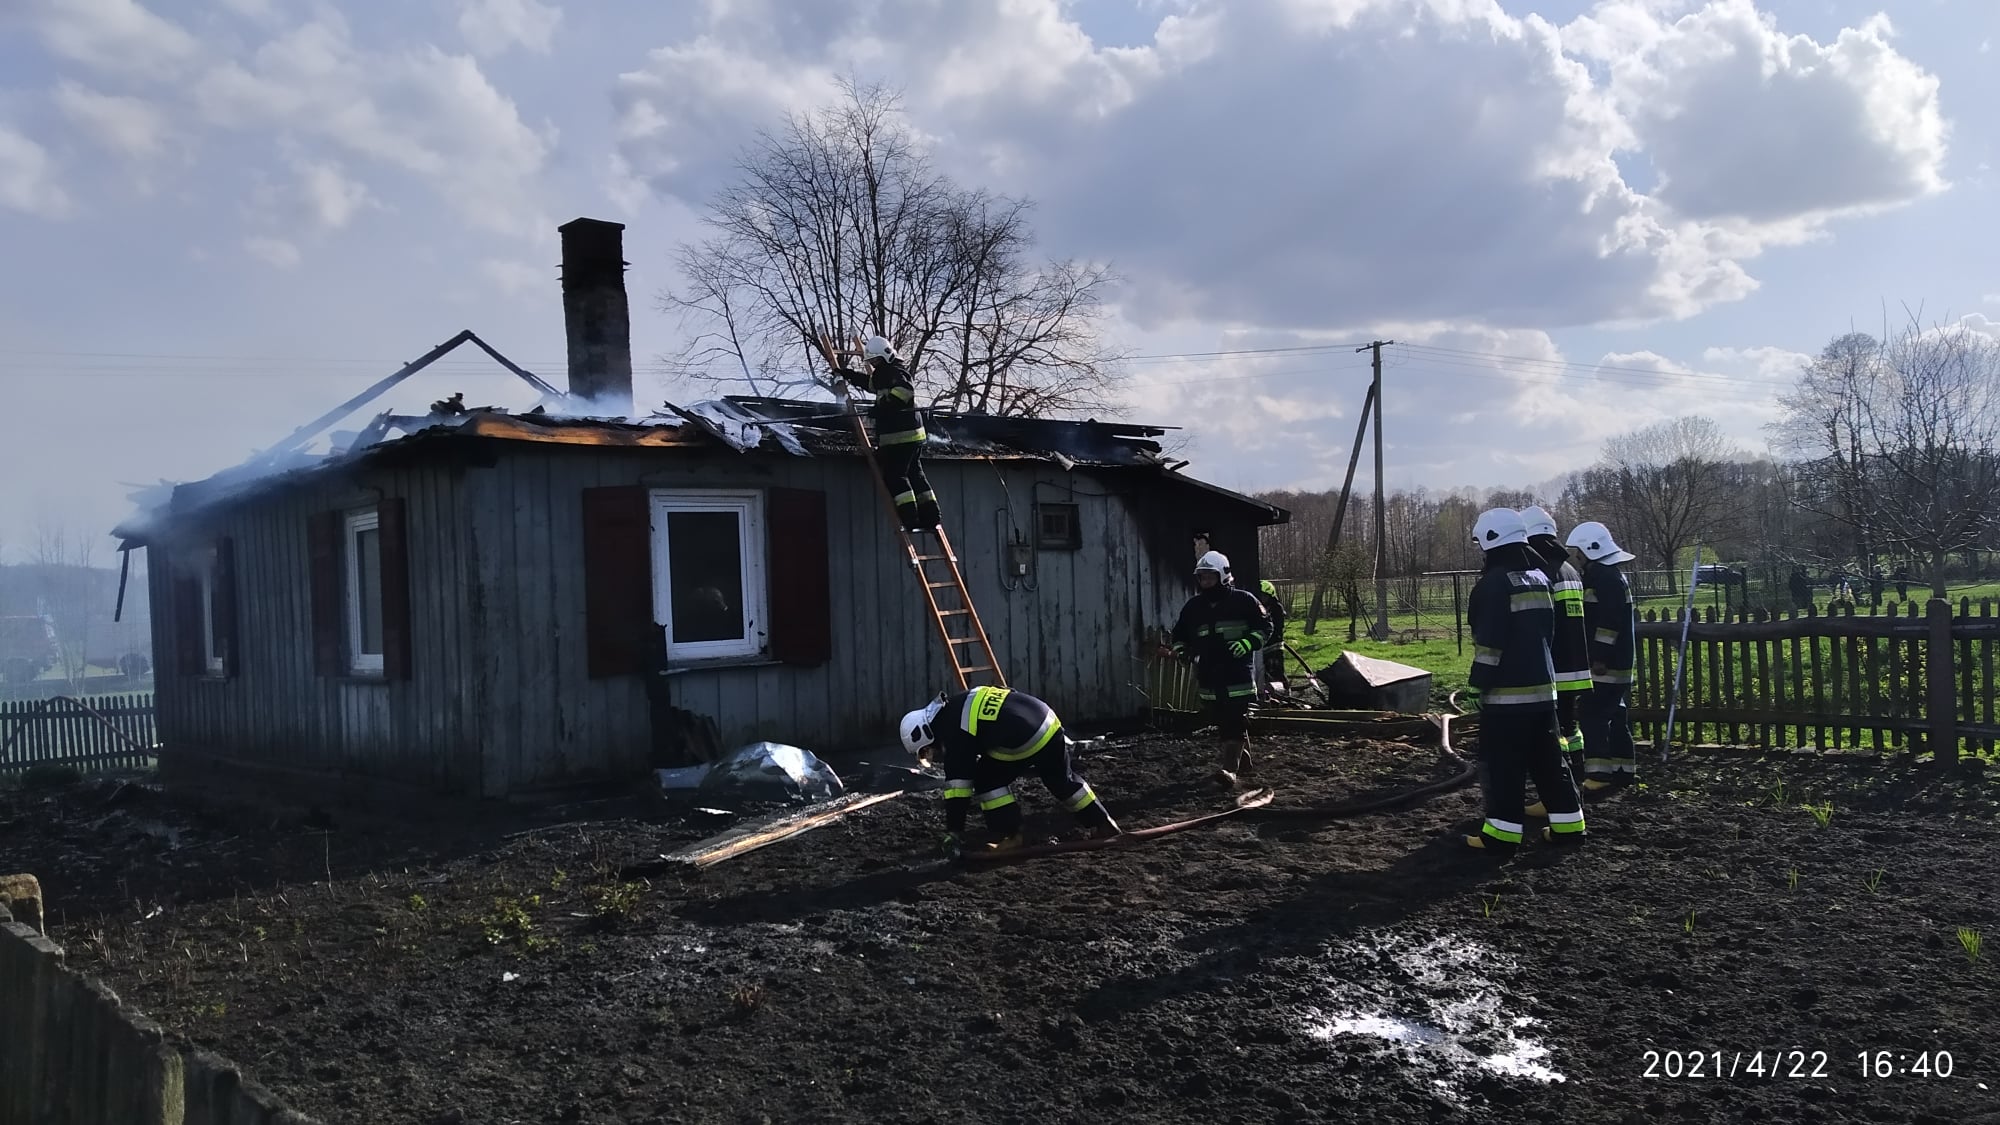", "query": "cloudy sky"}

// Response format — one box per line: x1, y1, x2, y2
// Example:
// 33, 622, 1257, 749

1, 0, 1994, 557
